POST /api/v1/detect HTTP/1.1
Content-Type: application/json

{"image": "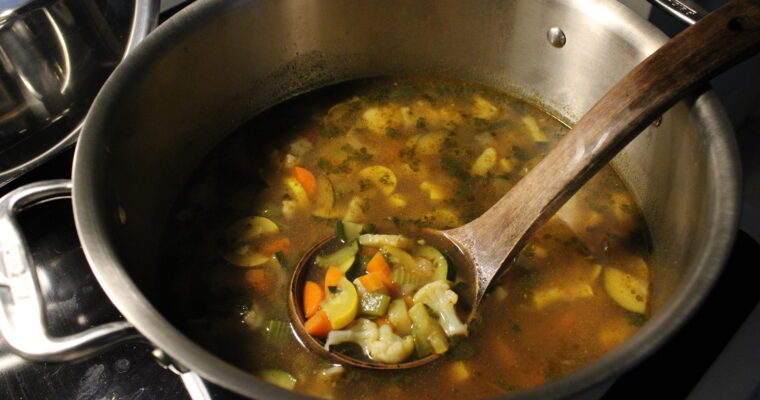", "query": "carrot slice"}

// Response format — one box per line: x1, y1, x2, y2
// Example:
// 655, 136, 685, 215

303, 281, 325, 318
293, 166, 317, 198
324, 266, 344, 290
259, 237, 291, 256
366, 252, 393, 288
244, 269, 270, 294
358, 272, 385, 292
304, 310, 331, 337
